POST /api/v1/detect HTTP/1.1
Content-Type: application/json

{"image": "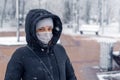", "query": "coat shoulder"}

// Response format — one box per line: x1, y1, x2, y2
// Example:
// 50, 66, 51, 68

54, 44, 68, 60
15, 46, 28, 54
54, 44, 66, 53
12, 46, 29, 58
